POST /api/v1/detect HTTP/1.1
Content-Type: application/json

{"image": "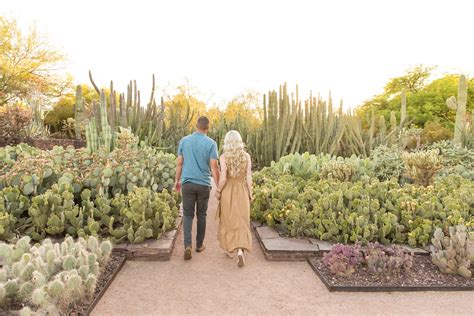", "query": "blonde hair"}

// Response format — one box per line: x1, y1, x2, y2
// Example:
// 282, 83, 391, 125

223, 130, 247, 177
